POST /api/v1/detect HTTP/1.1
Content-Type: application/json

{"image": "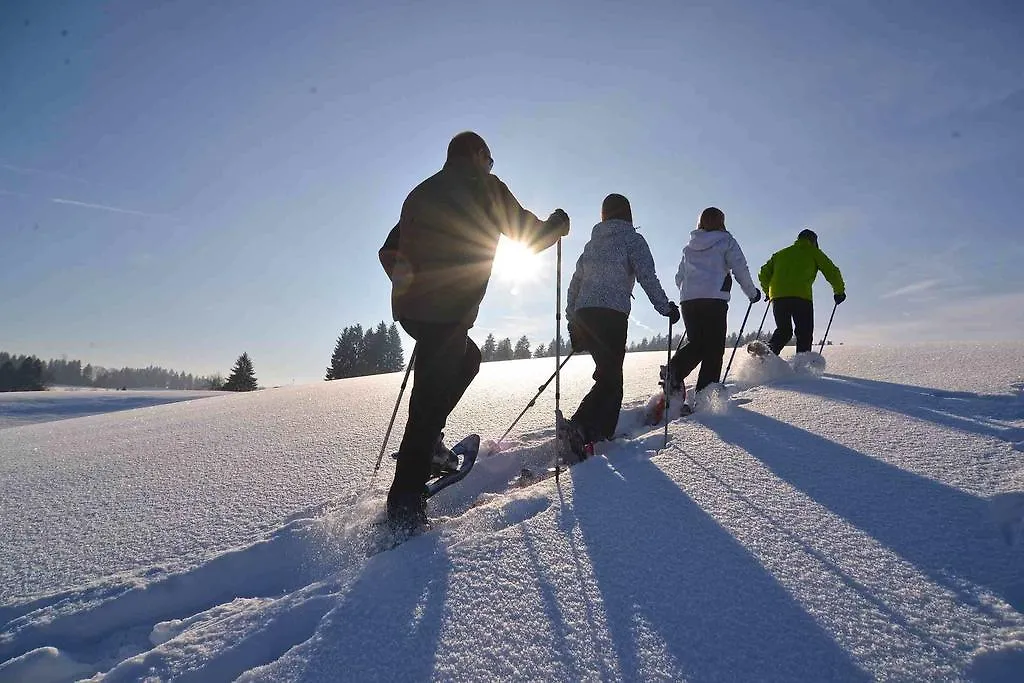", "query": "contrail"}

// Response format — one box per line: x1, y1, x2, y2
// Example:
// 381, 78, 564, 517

51, 197, 160, 217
